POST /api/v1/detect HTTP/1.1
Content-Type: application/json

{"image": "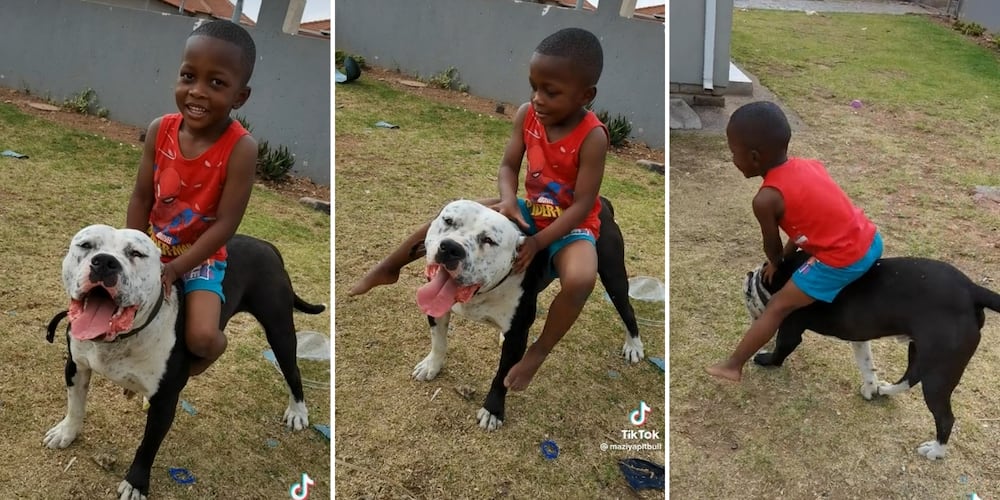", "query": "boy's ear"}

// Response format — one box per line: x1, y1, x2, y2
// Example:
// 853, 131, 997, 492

750, 148, 761, 164
582, 86, 597, 106
232, 86, 252, 110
